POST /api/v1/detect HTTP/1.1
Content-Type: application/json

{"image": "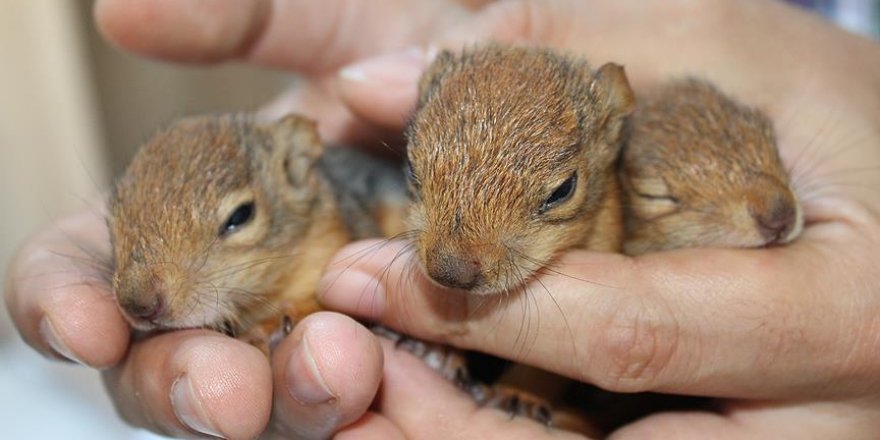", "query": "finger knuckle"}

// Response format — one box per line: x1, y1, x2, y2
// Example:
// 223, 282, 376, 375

591, 299, 680, 392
